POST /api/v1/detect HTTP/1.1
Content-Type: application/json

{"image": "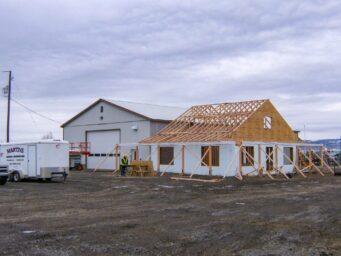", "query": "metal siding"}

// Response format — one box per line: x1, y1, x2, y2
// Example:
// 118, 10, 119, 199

63, 103, 152, 167
150, 121, 169, 136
